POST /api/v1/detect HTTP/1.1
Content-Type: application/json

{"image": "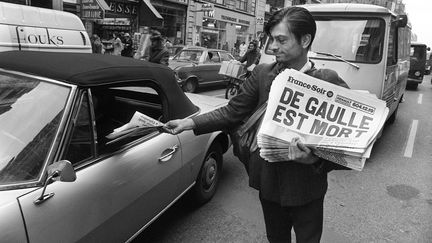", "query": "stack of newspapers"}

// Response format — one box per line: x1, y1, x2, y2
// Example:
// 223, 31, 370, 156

257, 69, 389, 171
